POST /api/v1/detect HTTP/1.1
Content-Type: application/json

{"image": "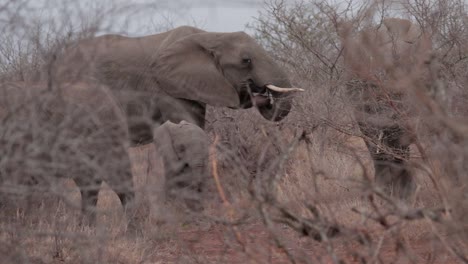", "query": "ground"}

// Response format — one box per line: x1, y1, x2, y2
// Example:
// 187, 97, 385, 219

0, 139, 465, 263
